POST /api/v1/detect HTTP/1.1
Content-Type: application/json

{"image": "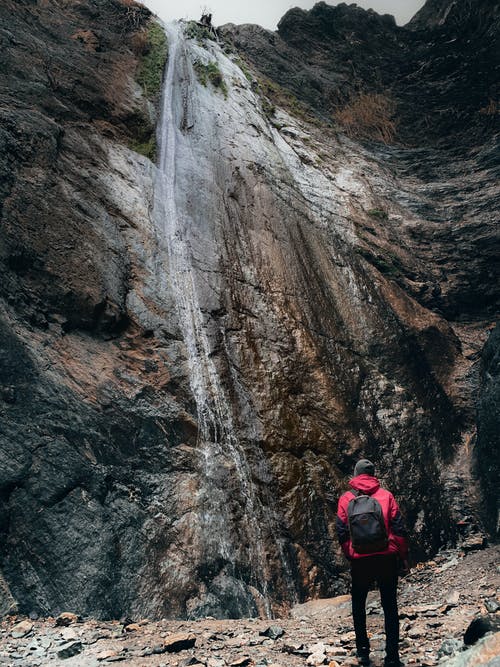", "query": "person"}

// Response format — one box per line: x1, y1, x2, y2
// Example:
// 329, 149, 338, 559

336, 459, 409, 667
